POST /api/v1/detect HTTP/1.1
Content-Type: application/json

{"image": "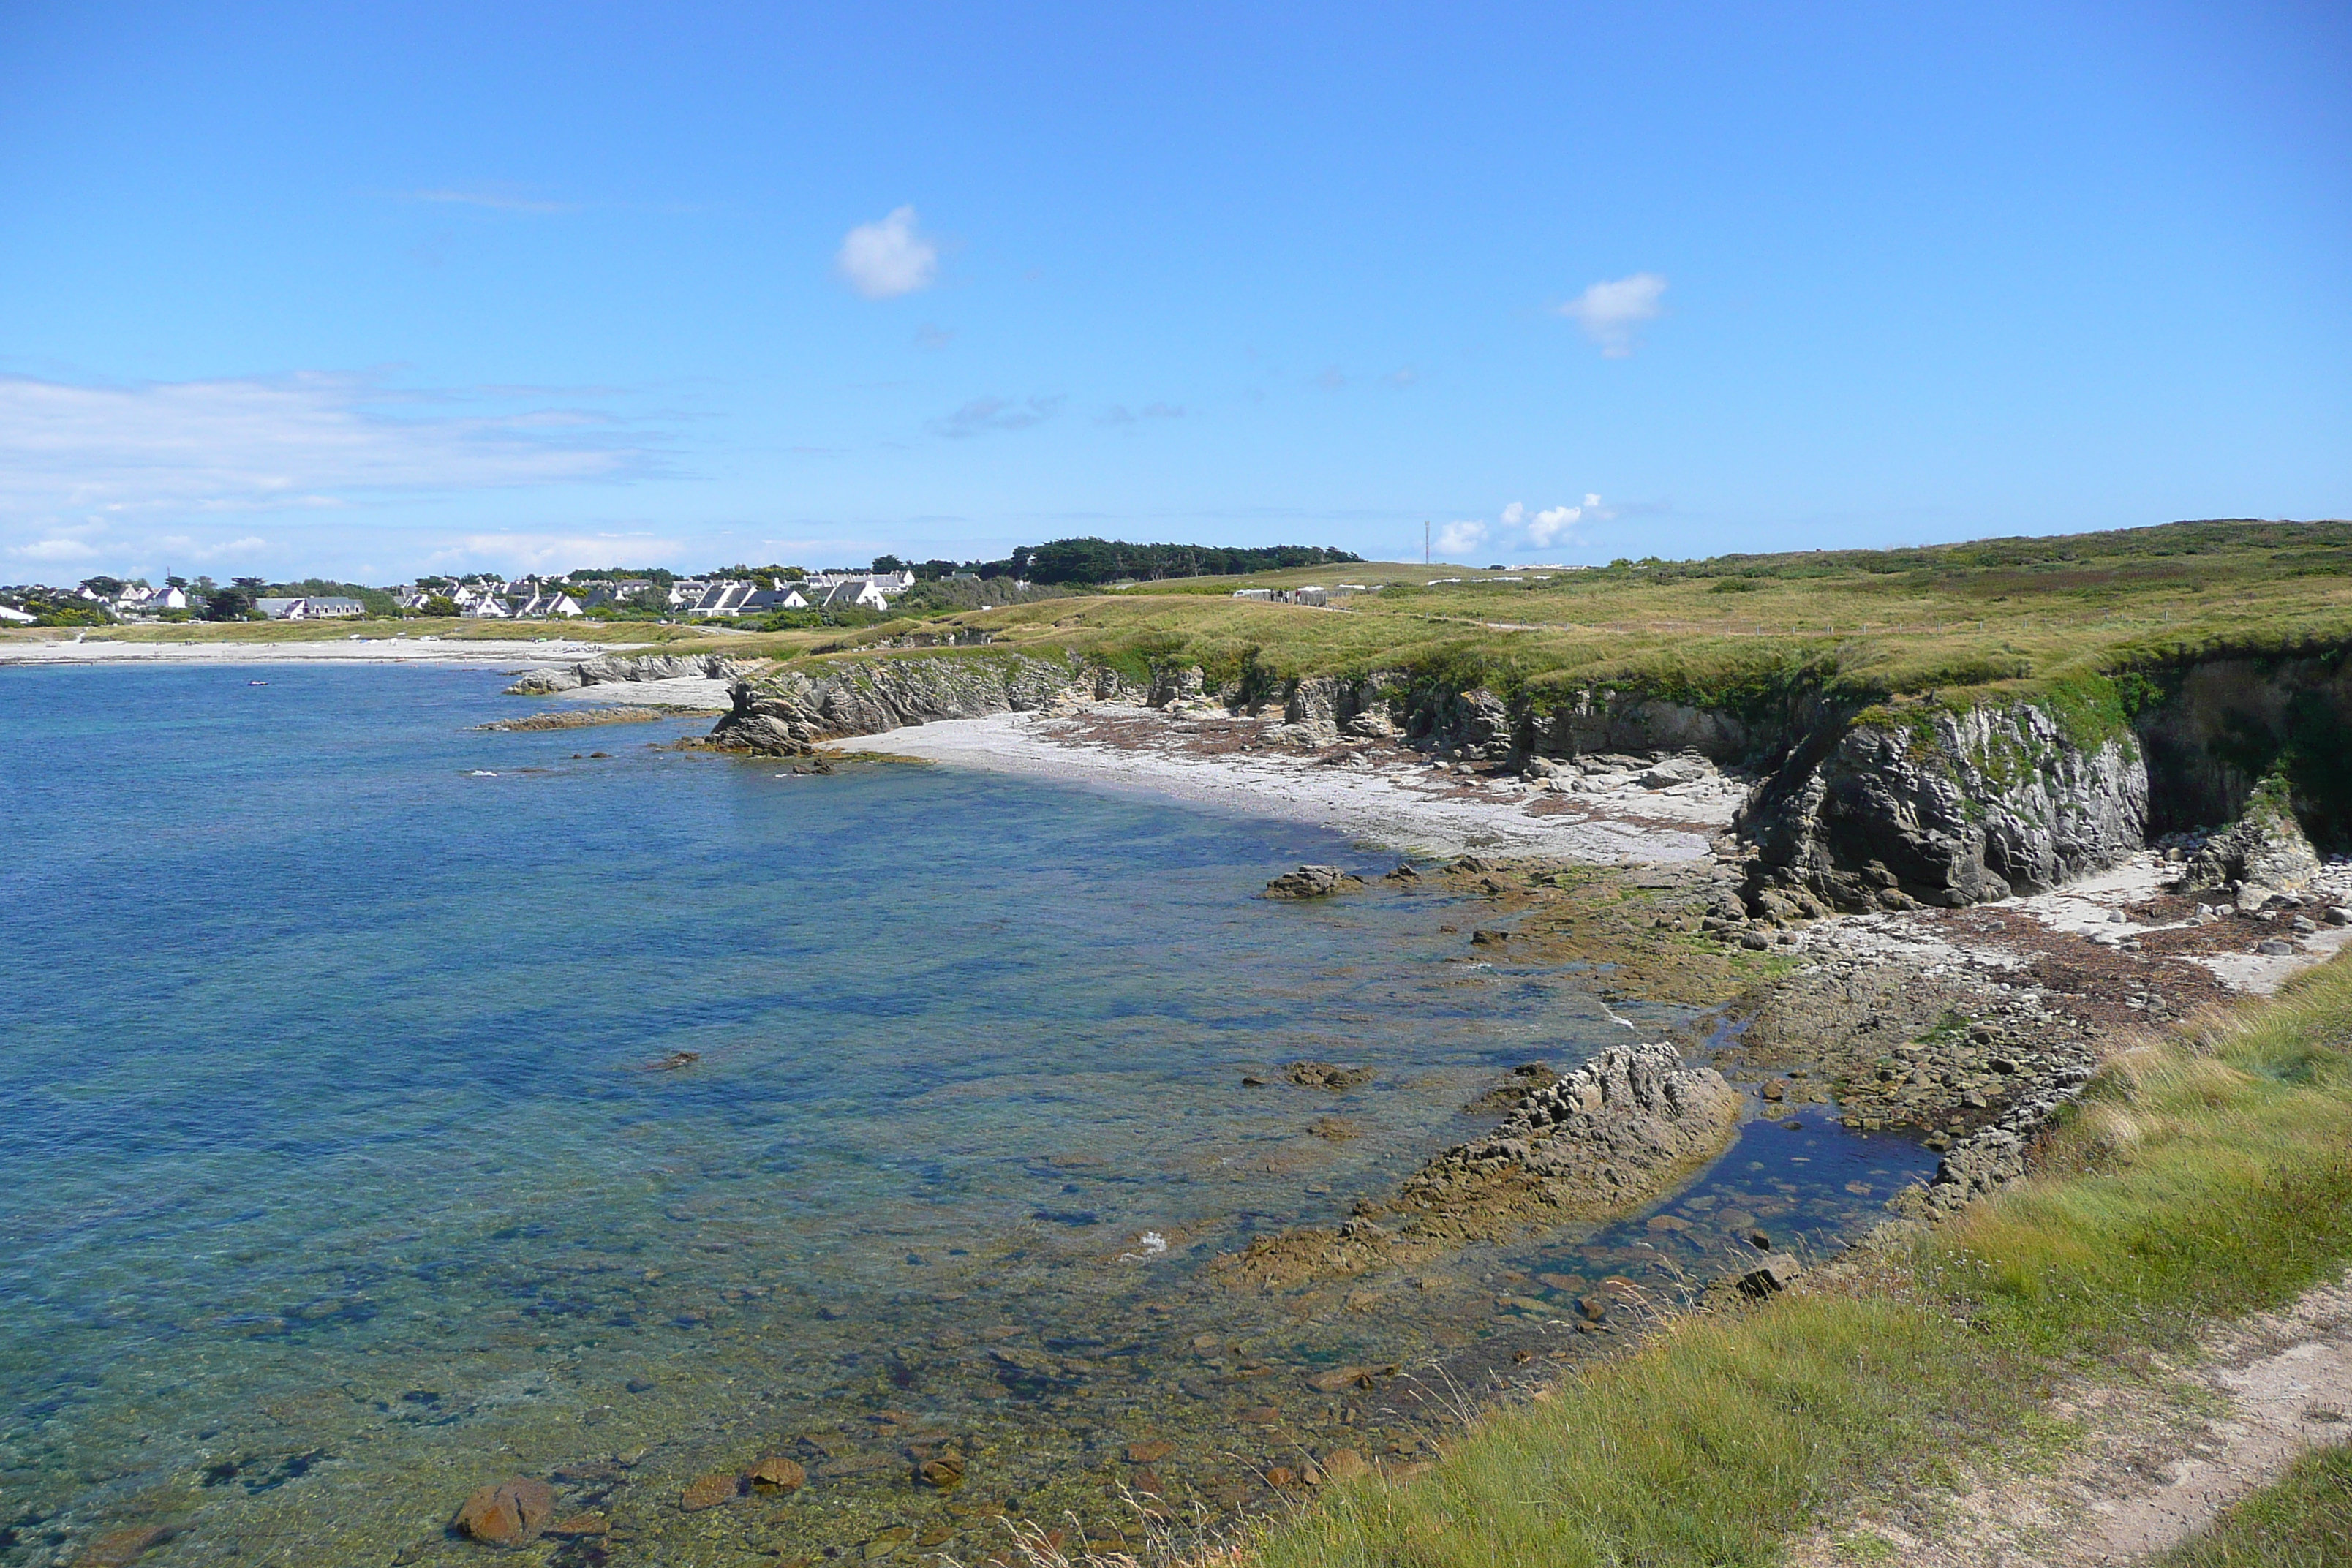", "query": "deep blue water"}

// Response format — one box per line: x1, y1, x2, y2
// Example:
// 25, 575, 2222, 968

0, 663, 1931, 1567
